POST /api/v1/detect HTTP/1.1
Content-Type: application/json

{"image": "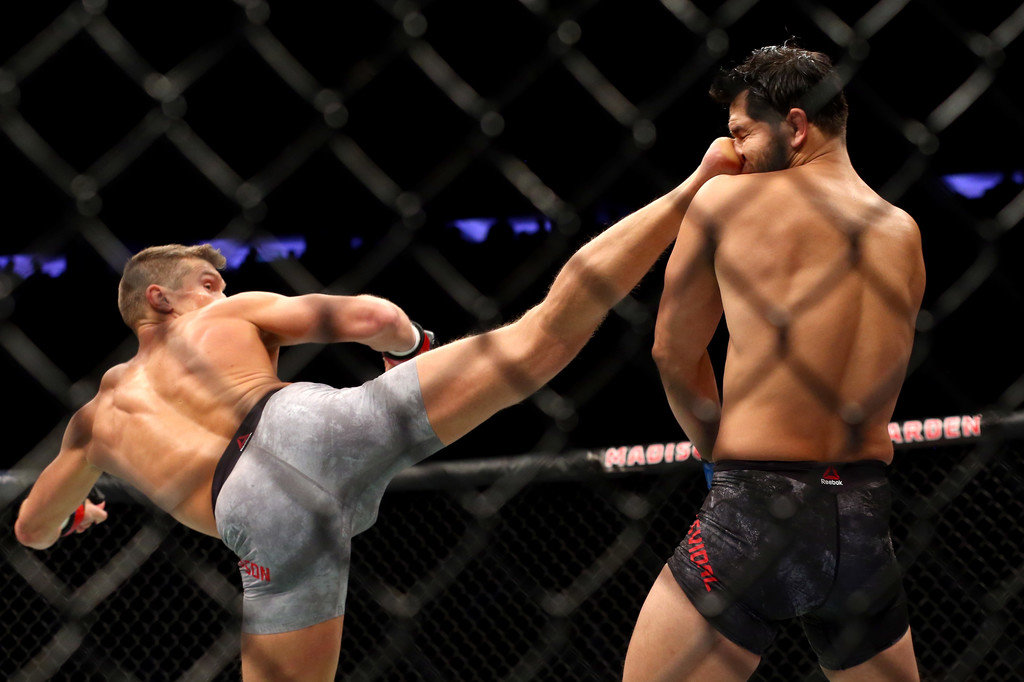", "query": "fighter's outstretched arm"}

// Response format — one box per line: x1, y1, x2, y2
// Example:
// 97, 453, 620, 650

218, 292, 420, 353
15, 404, 107, 550
416, 139, 741, 445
